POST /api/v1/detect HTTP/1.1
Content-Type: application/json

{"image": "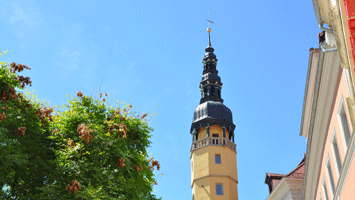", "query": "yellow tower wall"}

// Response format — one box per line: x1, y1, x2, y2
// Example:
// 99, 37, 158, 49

229, 178, 238, 199
210, 177, 230, 199
192, 178, 211, 200
191, 146, 210, 186
191, 130, 238, 200
192, 176, 238, 200
197, 125, 230, 139
208, 146, 238, 182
